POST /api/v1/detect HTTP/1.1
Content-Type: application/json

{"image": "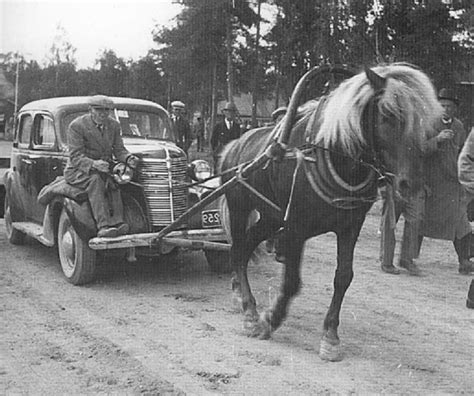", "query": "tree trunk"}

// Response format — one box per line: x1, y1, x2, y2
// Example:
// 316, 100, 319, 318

251, 0, 262, 128
210, 62, 218, 136
226, 2, 234, 104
